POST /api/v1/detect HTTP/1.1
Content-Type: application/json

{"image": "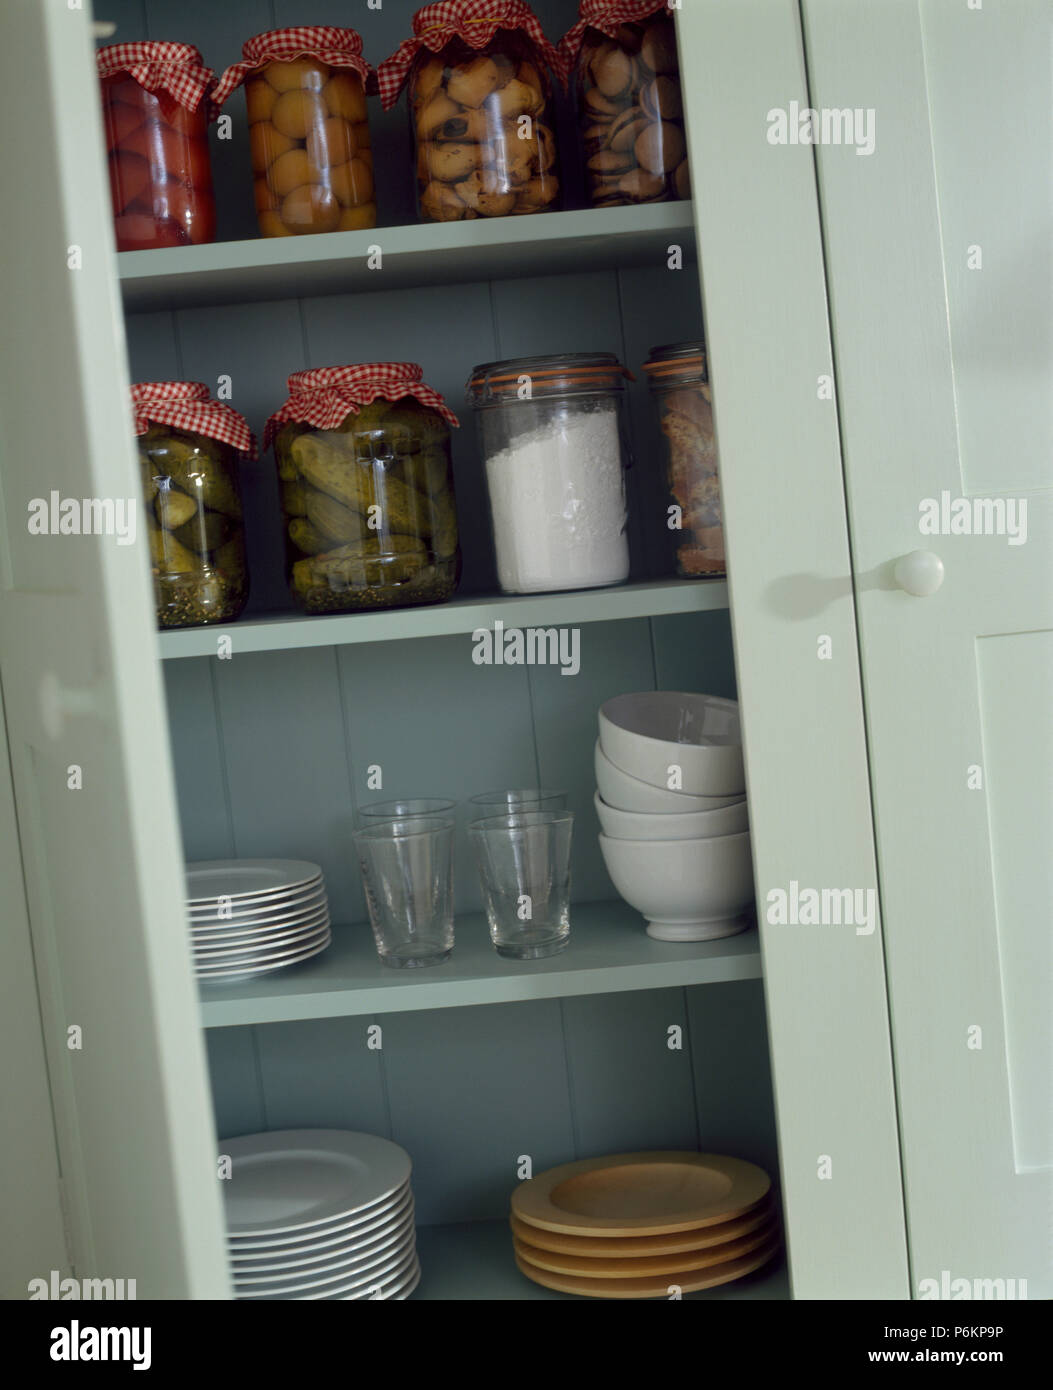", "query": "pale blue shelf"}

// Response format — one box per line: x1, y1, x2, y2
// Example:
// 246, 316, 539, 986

158, 577, 729, 660
119, 202, 696, 312
196, 901, 761, 1029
